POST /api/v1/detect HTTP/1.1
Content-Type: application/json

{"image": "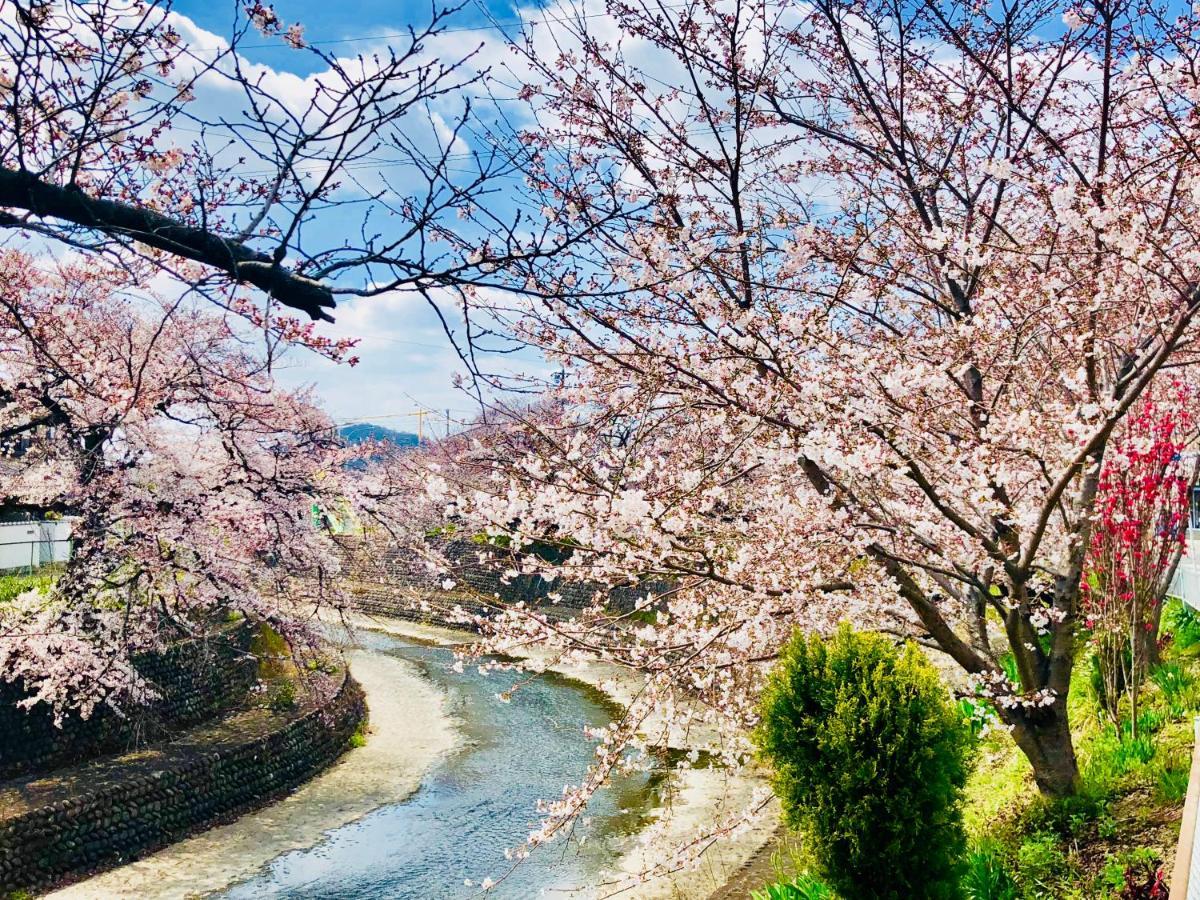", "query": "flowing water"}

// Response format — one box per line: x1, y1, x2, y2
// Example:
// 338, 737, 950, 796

219, 628, 657, 899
